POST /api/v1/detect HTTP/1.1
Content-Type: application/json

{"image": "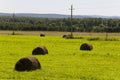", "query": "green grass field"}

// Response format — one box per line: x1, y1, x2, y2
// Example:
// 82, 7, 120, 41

0, 31, 120, 80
